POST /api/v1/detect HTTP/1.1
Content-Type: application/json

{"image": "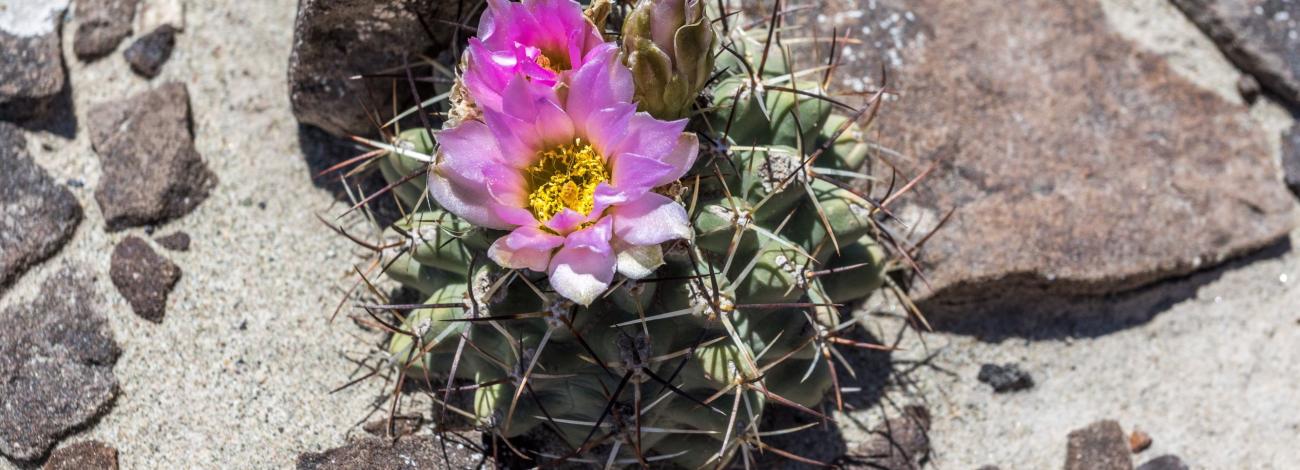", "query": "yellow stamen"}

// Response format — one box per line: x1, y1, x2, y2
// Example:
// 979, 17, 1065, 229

525, 139, 608, 222
535, 50, 571, 74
